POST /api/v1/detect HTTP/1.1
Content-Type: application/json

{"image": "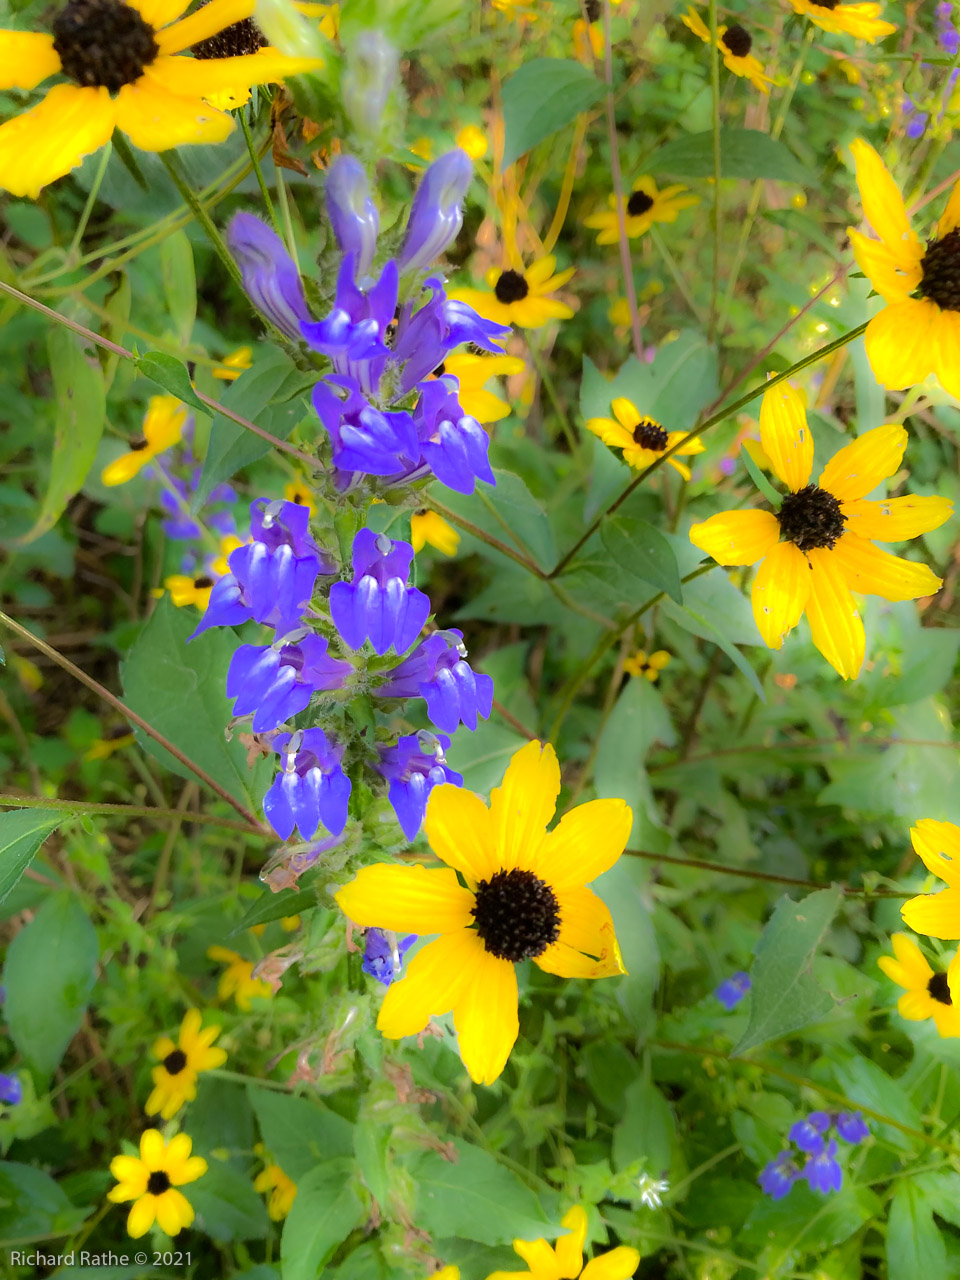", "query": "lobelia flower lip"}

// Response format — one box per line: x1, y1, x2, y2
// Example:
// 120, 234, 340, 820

411, 376, 496, 496
362, 928, 417, 986
377, 730, 463, 840
226, 631, 351, 733
312, 375, 419, 476
227, 212, 312, 341
324, 154, 380, 278
262, 727, 351, 841
398, 147, 473, 274
376, 629, 494, 734
330, 528, 431, 655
